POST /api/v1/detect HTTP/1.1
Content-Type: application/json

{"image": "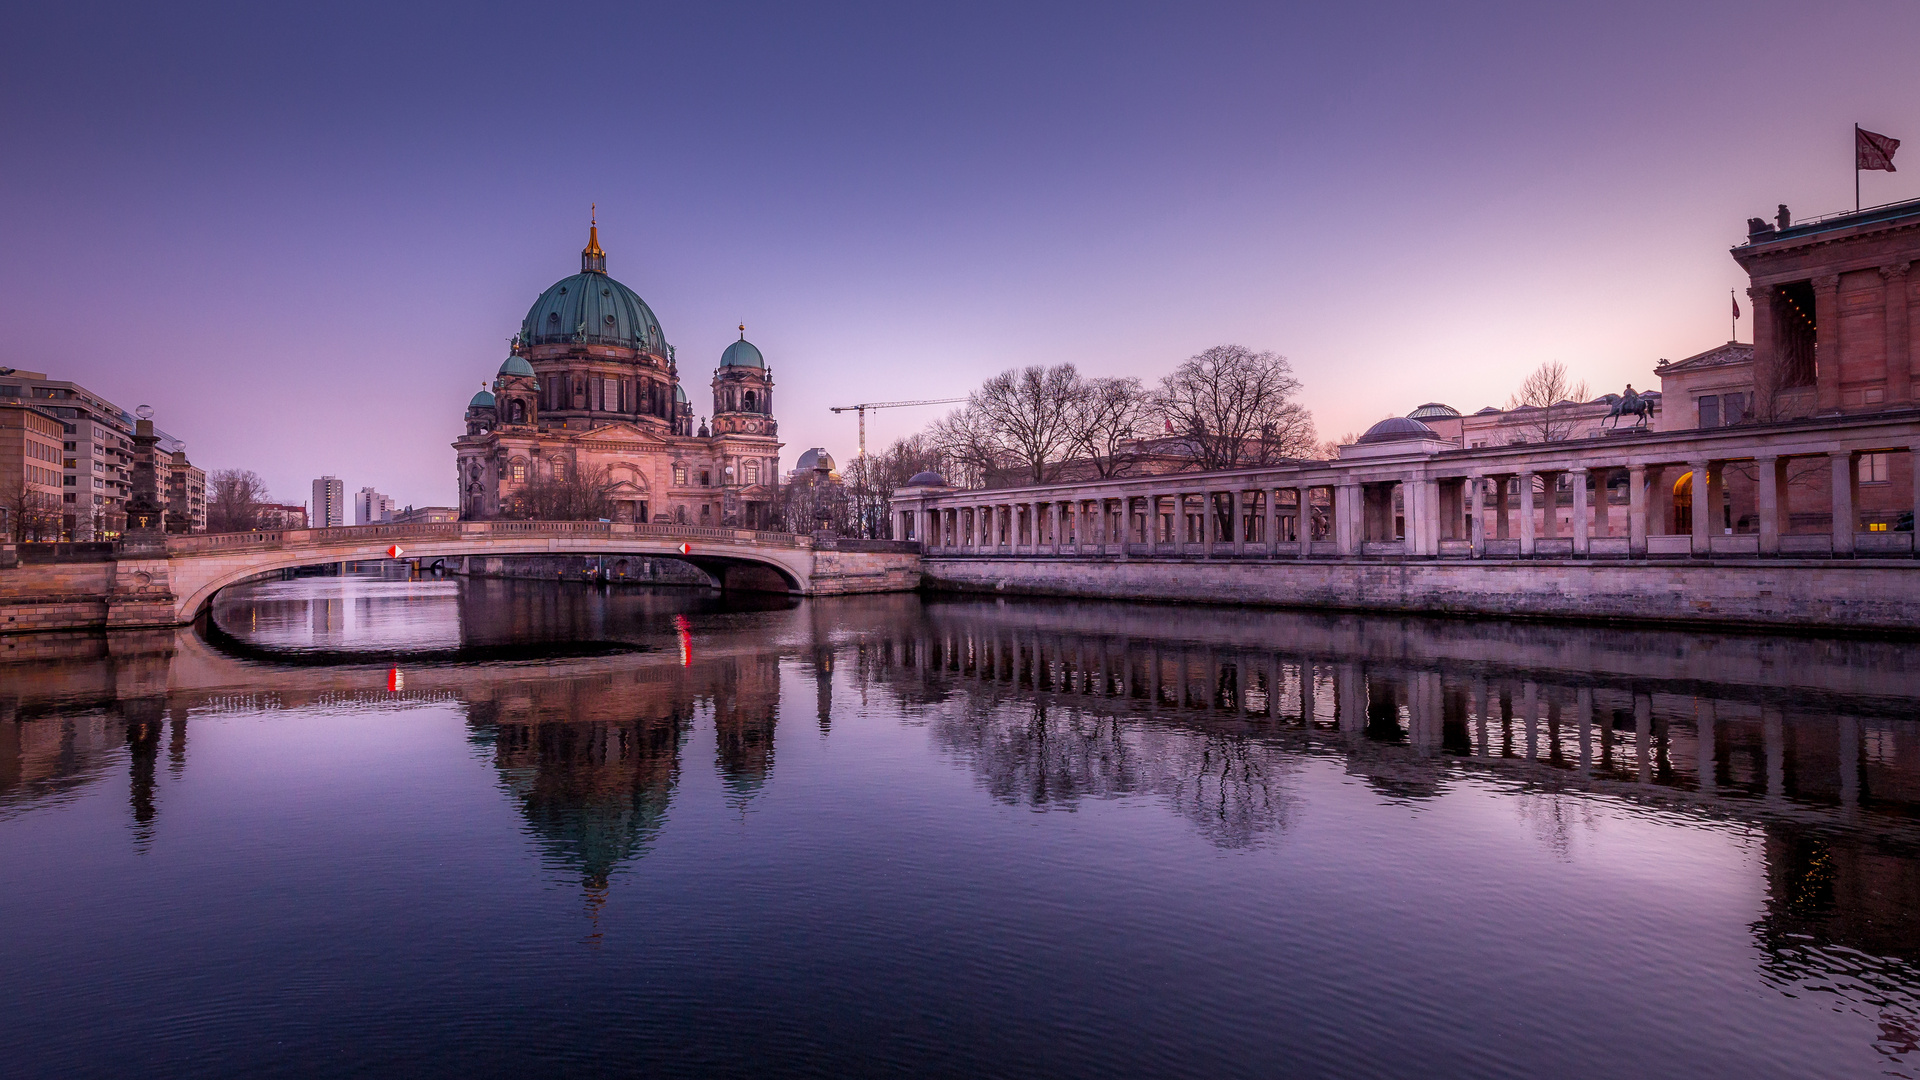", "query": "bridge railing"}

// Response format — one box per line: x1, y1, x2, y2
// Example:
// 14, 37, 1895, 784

166, 520, 810, 555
